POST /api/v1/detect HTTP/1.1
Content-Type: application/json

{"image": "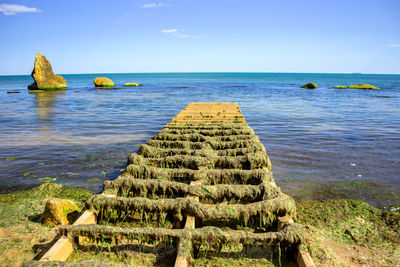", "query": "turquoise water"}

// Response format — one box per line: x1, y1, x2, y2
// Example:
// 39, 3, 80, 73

1, 73, 399, 208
